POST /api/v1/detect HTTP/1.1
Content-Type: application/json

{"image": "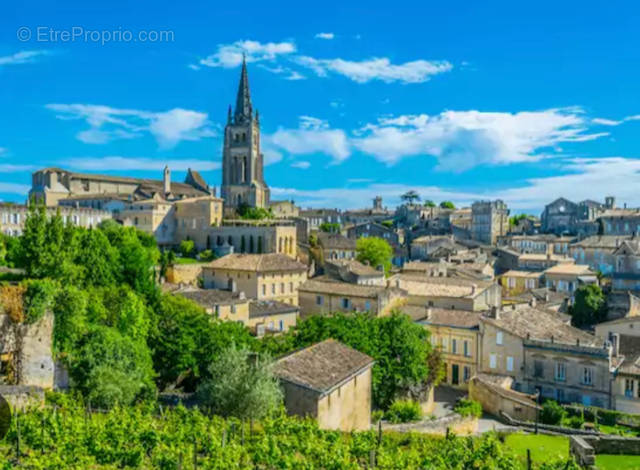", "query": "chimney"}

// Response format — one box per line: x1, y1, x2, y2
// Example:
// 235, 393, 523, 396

511, 303, 517, 311
425, 307, 432, 320
163, 165, 171, 194
529, 297, 537, 308
612, 333, 620, 357
490, 306, 500, 320
238, 291, 246, 300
